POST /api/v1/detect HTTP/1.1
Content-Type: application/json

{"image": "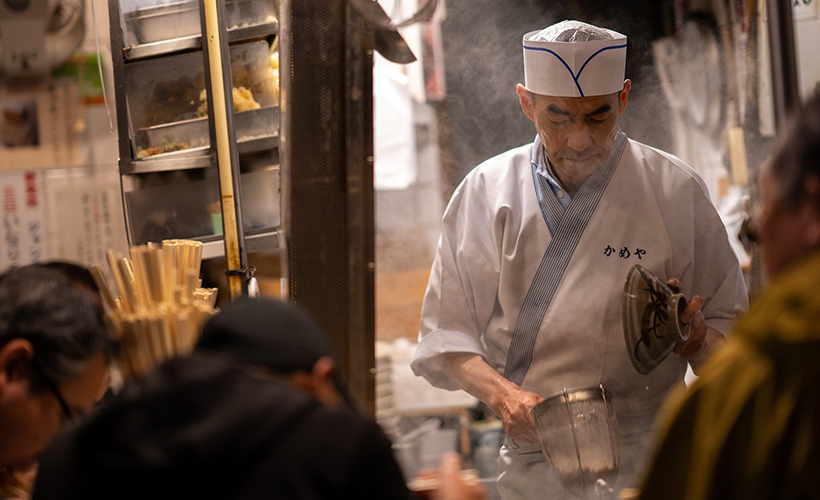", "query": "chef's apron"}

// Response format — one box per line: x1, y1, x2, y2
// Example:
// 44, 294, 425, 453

495, 134, 688, 499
